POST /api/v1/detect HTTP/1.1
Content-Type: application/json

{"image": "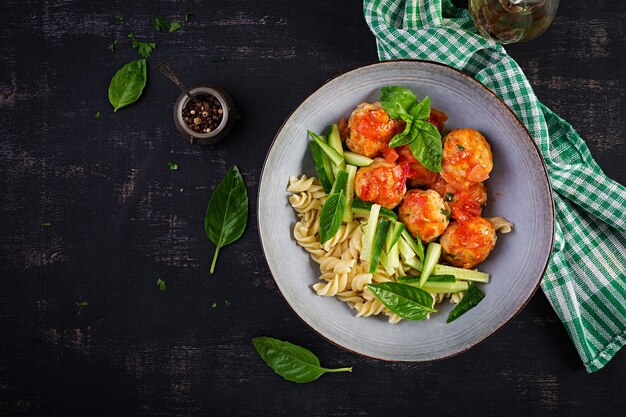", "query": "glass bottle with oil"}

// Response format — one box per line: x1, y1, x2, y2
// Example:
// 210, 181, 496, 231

469, 0, 560, 44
